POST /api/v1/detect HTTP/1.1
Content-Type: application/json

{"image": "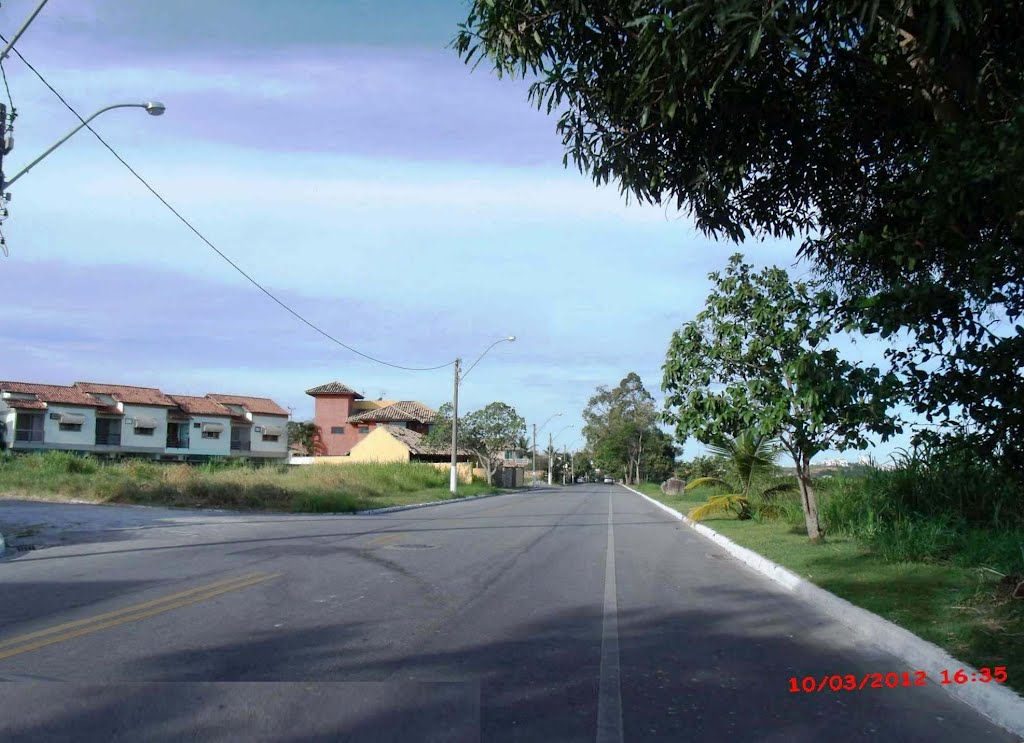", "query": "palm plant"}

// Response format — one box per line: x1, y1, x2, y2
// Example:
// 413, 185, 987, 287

686, 429, 793, 521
